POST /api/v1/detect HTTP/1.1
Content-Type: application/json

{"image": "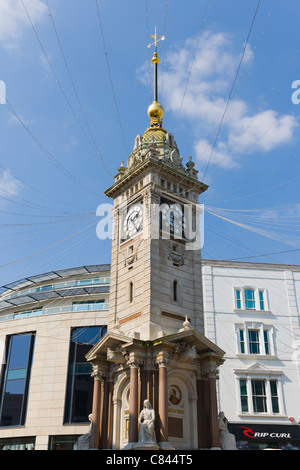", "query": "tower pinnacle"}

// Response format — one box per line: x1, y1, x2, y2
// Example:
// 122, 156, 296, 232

144, 28, 167, 142
148, 26, 165, 103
